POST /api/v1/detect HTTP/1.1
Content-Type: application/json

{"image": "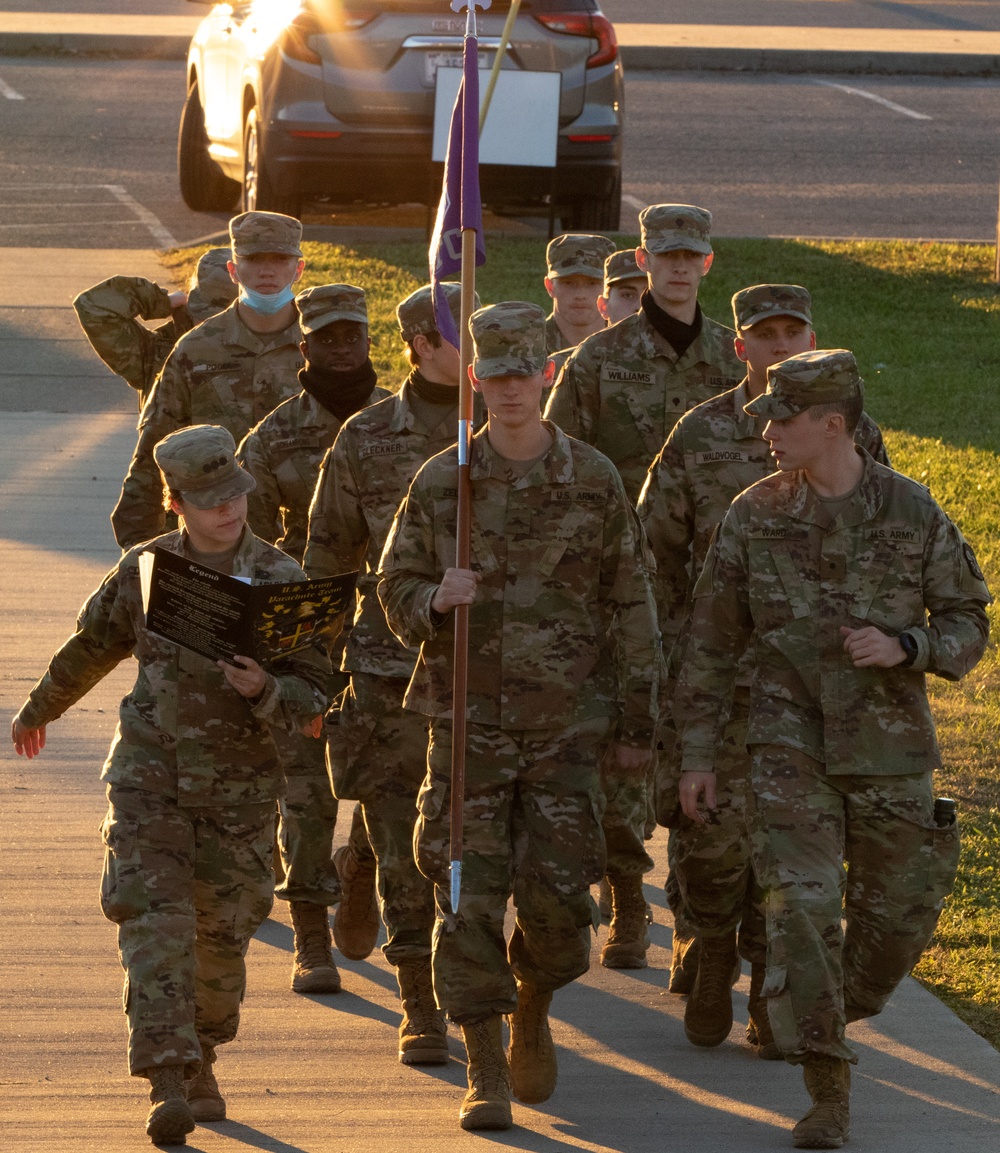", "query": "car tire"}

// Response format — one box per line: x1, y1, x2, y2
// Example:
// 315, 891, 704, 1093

564, 171, 622, 232
177, 84, 241, 213
242, 107, 302, 216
